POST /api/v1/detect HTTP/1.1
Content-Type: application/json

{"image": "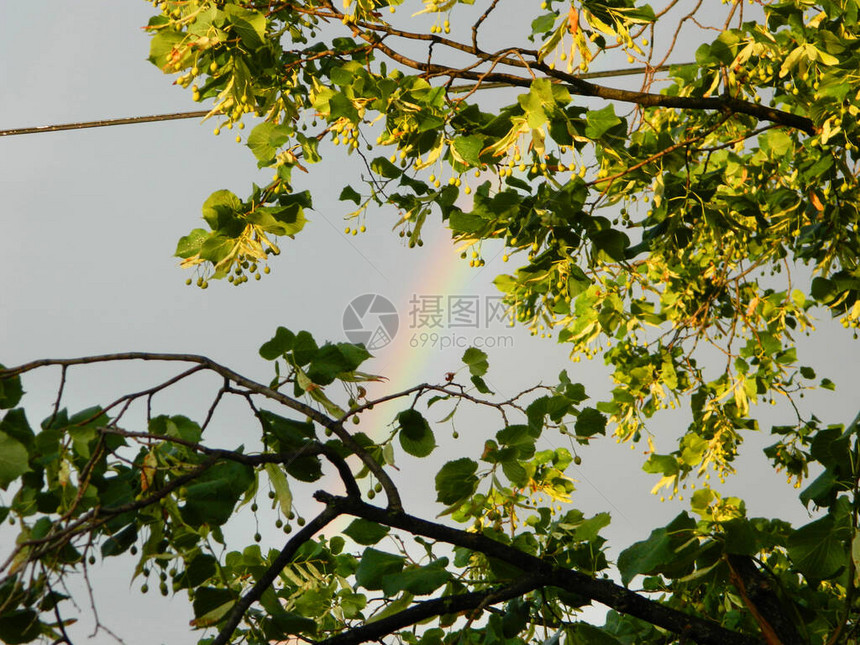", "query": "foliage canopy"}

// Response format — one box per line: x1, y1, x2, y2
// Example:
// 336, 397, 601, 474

3, 0, 860, 643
